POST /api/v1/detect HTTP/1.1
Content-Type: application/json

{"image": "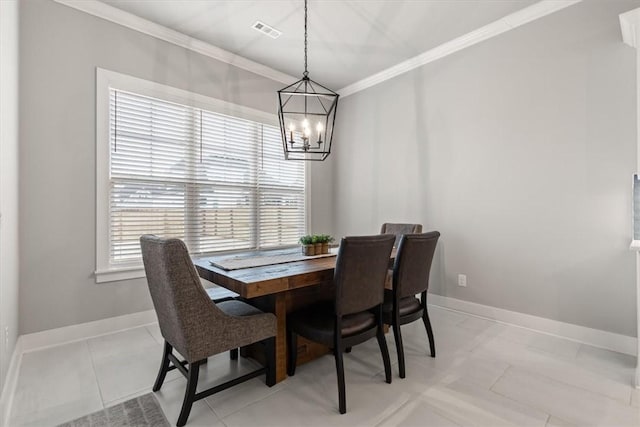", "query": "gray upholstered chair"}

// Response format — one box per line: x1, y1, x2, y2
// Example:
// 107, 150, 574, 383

287, 234, 395, 414
383, 231, 440, 378
140, 235, 276, 427
380, 223, 423, 247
